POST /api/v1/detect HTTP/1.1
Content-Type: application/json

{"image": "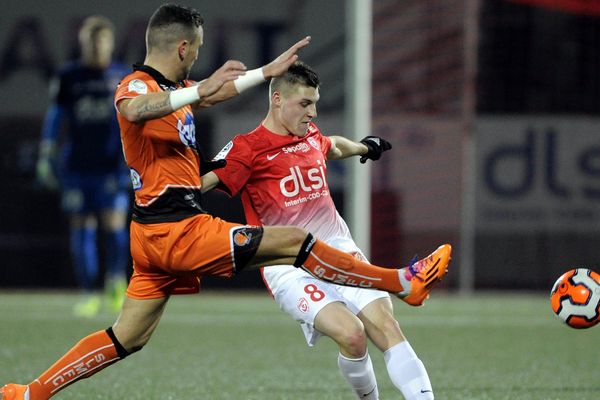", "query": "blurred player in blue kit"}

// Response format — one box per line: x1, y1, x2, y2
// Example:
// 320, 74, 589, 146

36, 16, 130, 317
